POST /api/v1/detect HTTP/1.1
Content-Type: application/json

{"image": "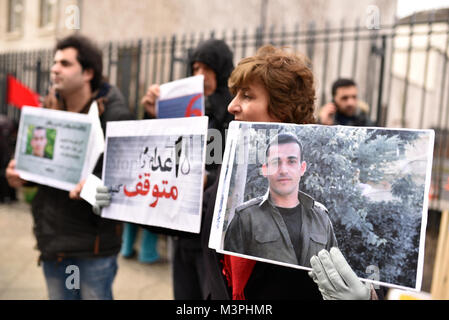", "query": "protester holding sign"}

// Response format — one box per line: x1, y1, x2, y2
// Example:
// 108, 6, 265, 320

0, 115, 17, 203
136, 39, 235, 299
99, 117, 208, 234
201, 45, 384, 300
223, 133, 338, 267
211, 120, 432, 293
6, 34, 133, 300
